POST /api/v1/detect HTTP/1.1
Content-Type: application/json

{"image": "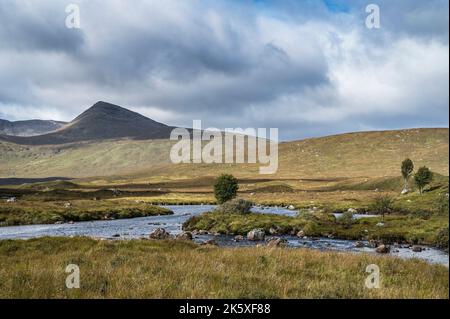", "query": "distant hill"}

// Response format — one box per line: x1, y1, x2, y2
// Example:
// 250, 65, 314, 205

0, 127, 448, 179
0, 119, 66, 137
0, 102, 175, 145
